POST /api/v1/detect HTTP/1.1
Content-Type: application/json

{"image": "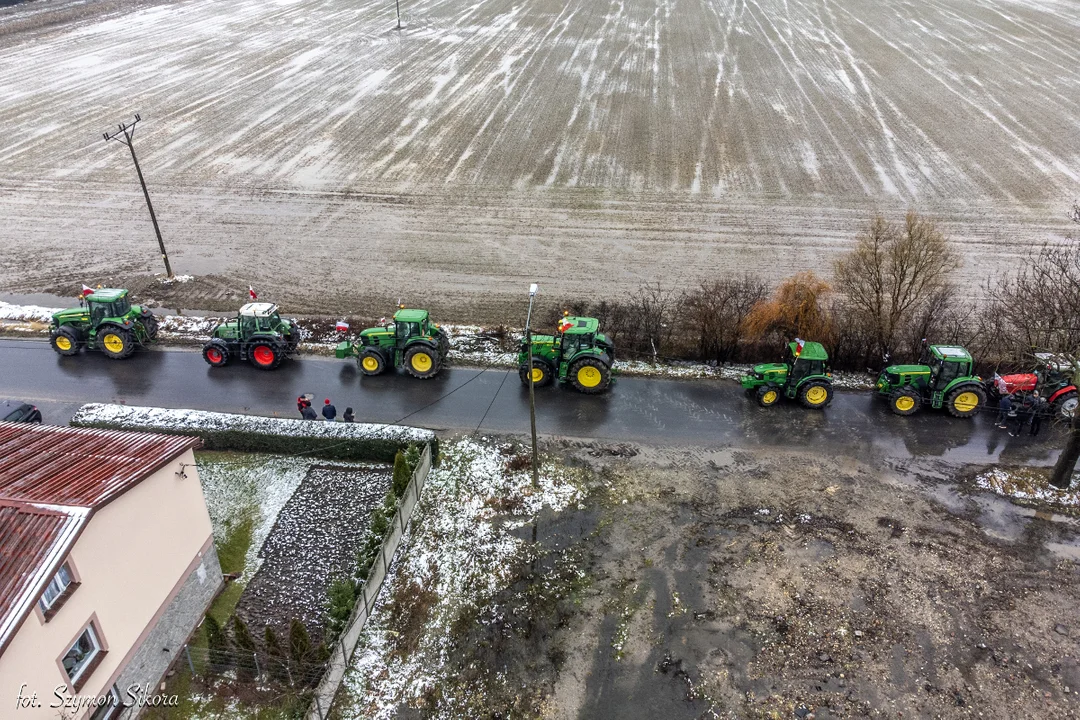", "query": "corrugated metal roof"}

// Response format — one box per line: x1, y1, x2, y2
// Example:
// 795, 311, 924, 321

0, 422, 199, 658
0, 422, 198, 508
